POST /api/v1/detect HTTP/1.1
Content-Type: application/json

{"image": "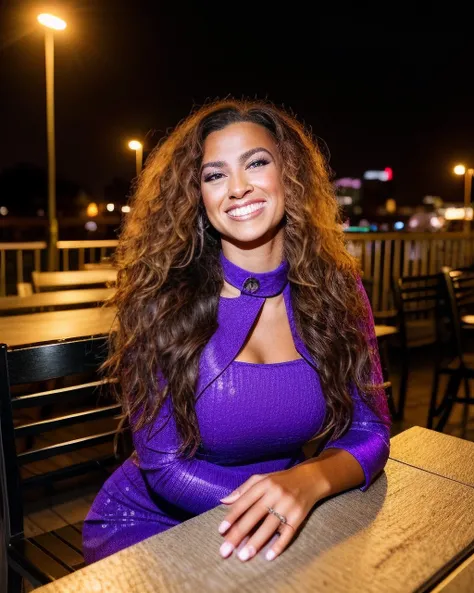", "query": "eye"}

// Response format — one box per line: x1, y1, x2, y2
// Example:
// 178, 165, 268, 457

247, 158, 270, 170
203, 172, 225, 183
